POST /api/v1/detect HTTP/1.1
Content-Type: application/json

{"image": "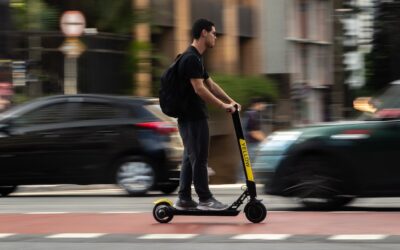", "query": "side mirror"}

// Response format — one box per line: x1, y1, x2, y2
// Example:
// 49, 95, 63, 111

353, 97, 377, 113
